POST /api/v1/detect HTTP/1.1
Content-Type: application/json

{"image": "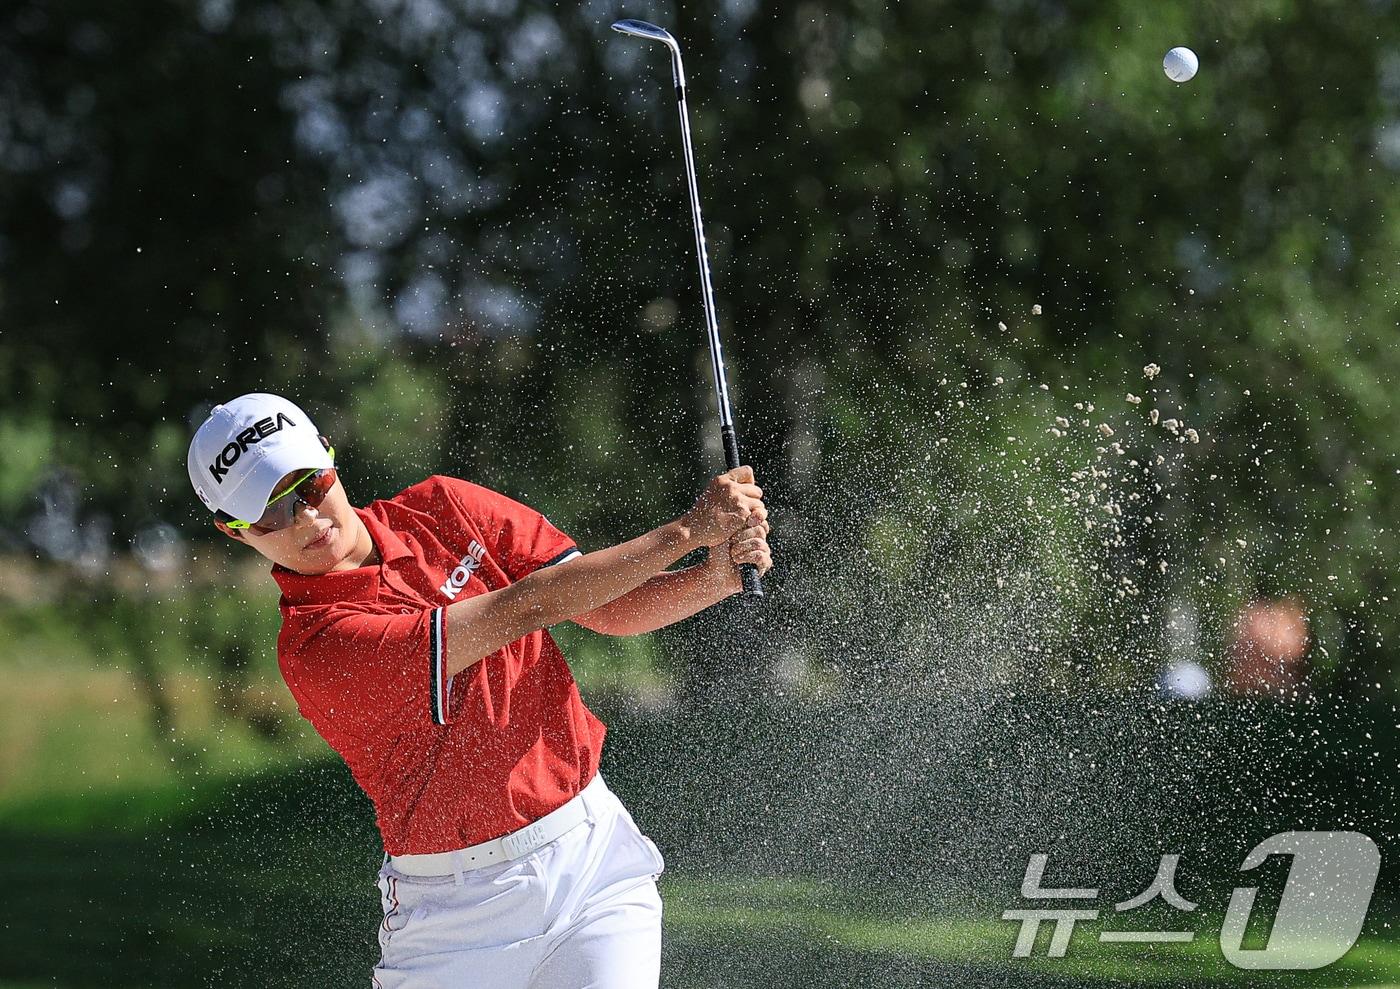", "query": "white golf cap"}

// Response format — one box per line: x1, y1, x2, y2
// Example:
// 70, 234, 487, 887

187, 393, 333, 523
